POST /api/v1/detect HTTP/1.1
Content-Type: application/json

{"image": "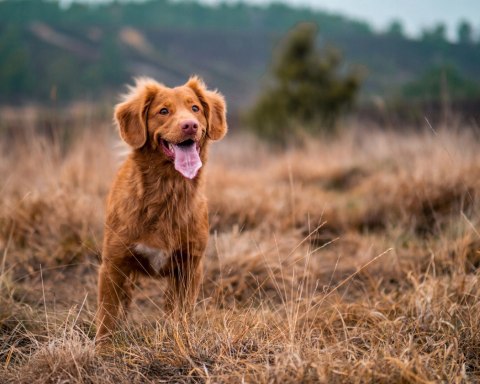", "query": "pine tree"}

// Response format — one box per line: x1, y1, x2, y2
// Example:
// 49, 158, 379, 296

248, 23, 361, 144
457, 20, 473, 45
